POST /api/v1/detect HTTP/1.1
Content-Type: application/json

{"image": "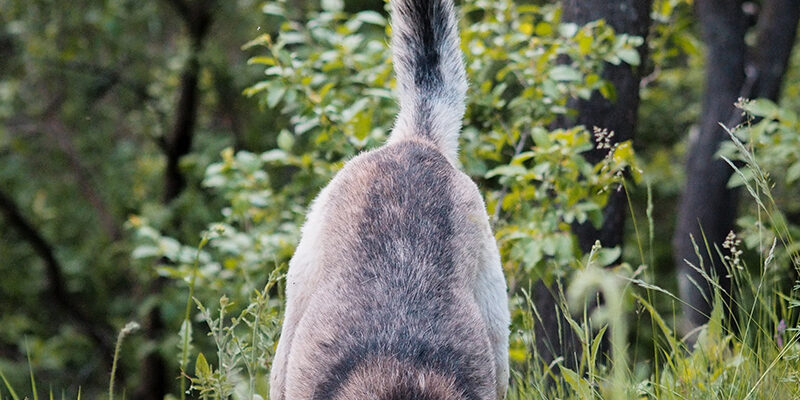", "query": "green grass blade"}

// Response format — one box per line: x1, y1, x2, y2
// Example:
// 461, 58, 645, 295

26, 343, 37, 400
0, 366, 20, 400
